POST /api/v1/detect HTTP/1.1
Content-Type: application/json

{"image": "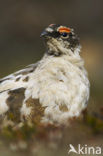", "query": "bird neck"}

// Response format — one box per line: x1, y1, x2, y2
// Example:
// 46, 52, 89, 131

43, 46, 84, 68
